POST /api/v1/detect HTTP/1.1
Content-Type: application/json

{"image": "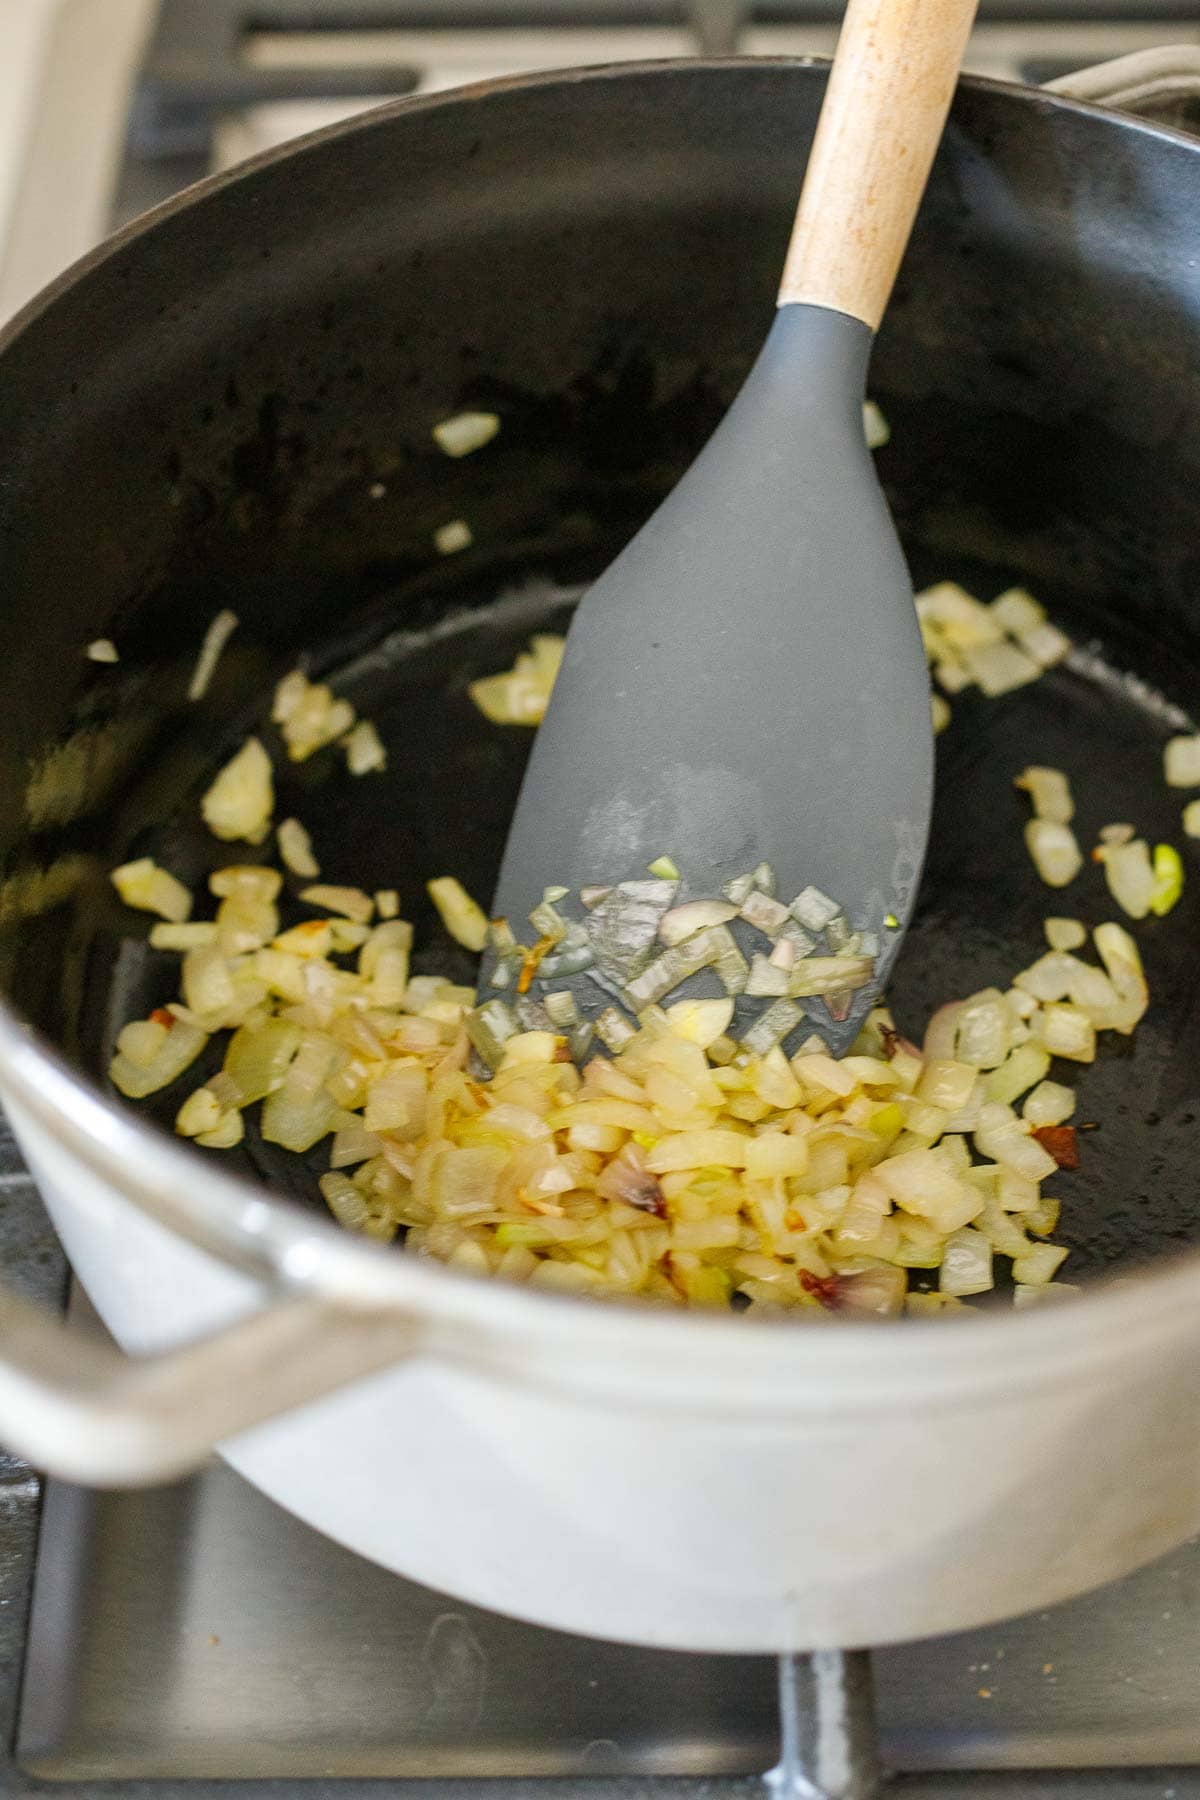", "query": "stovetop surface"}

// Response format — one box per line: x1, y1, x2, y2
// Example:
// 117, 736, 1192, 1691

14, 1417, 1200, 1791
